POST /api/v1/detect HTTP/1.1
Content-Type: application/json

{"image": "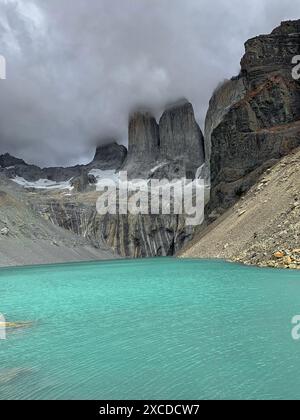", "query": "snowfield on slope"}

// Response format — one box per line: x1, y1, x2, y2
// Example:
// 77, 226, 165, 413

12, 176, 74, 191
